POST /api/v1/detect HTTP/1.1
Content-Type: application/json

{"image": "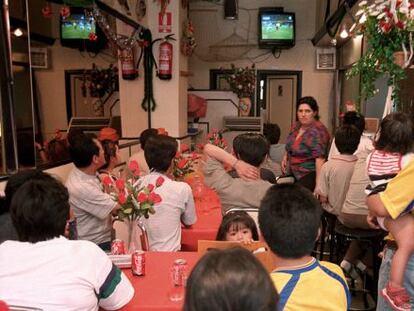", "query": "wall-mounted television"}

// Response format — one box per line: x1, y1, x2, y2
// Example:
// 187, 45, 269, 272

60, 7, 106, 52
258, 8, 295, 49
